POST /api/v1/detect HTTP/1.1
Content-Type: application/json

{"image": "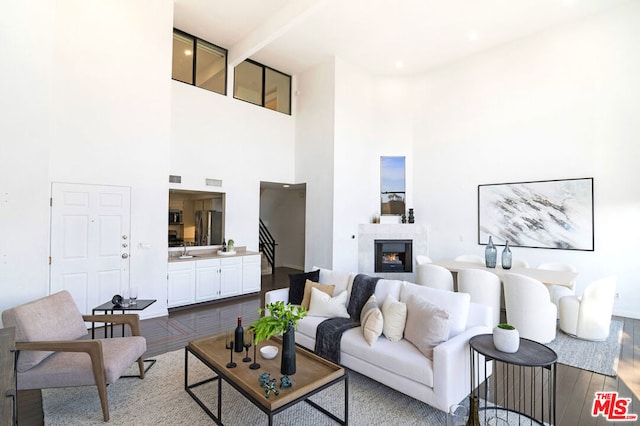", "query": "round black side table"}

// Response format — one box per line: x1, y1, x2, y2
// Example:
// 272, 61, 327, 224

469, 334, 557, 425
